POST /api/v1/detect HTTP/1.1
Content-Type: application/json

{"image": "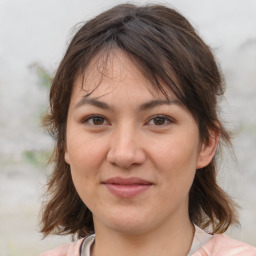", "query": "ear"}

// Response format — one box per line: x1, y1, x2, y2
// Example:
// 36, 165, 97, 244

196, 128, 220, 169
64, 148, 70, 165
